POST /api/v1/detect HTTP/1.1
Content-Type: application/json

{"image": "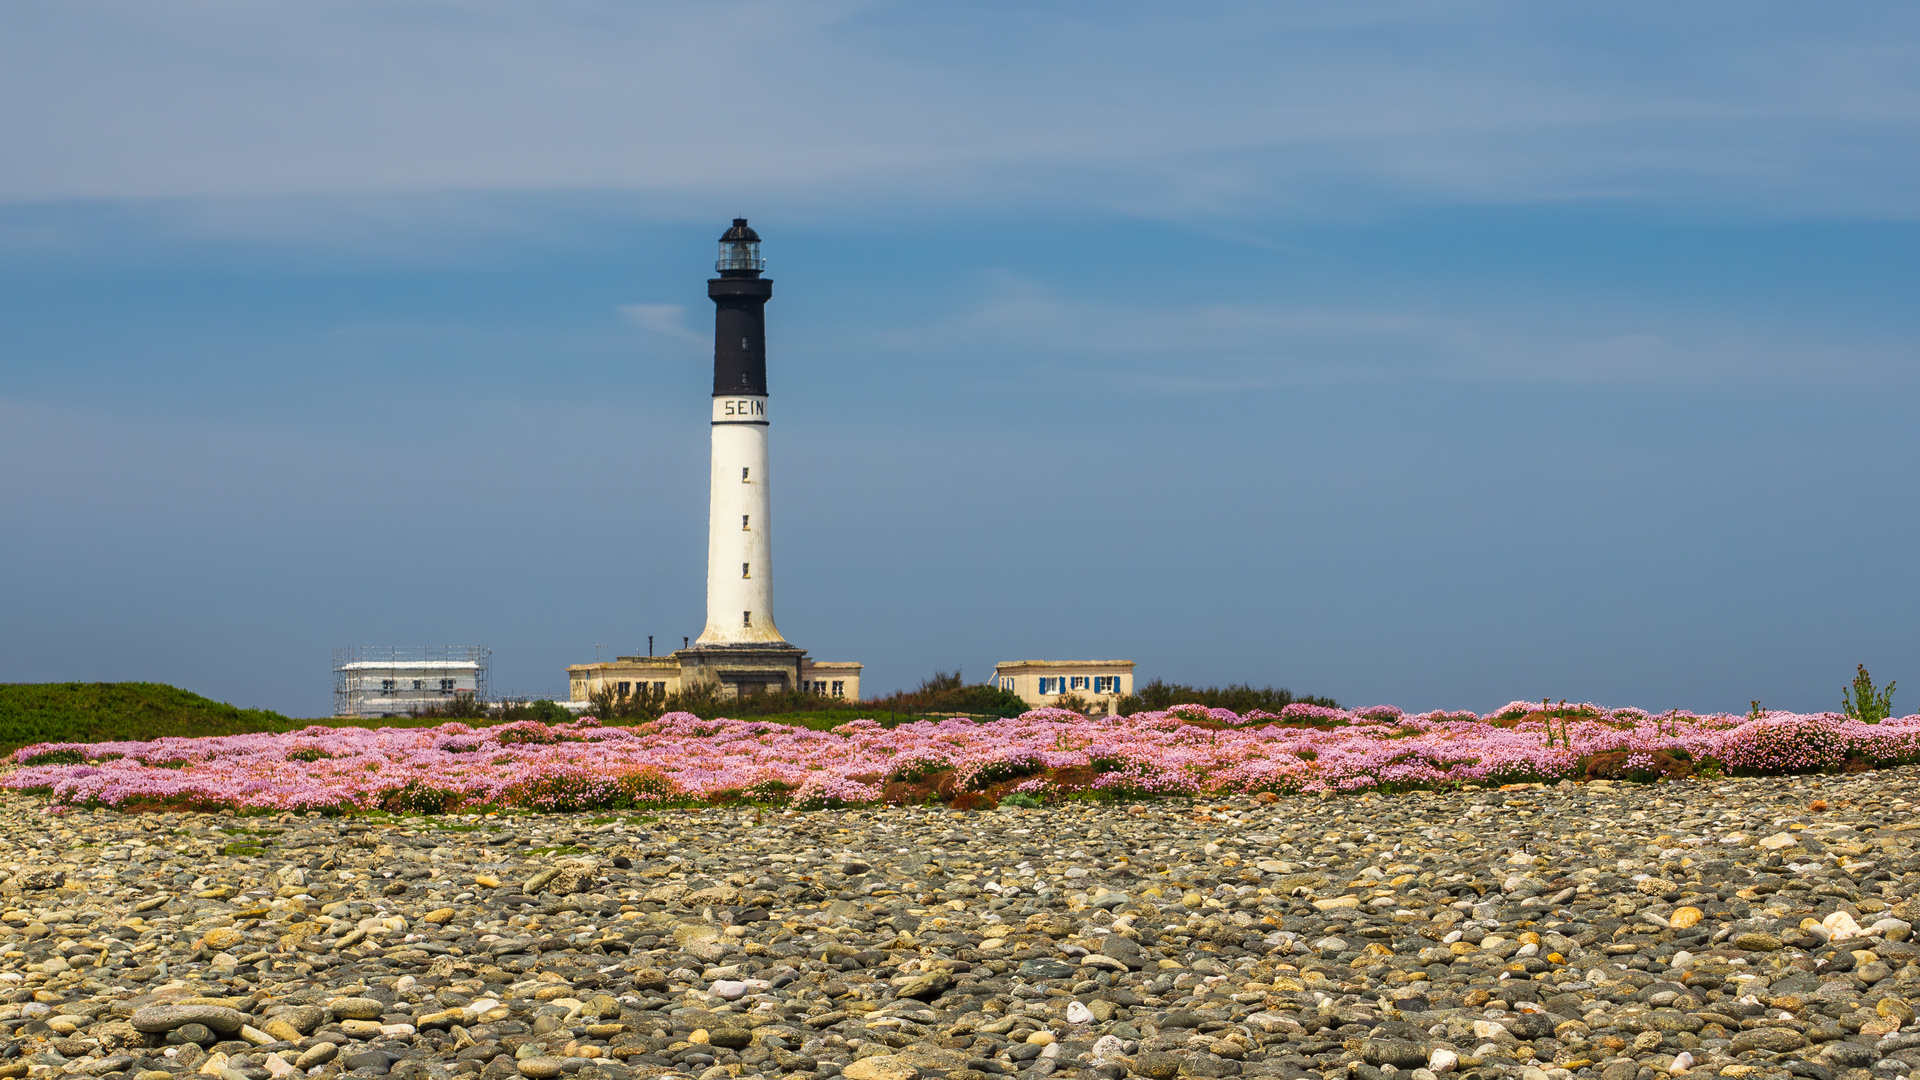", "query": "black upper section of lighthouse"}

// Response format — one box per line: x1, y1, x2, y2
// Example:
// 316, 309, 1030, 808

710, 218, 772, 397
